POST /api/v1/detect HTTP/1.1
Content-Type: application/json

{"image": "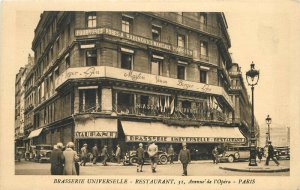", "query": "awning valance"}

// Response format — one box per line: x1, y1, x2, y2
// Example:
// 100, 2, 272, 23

121, 121, 245, 143
75, 118, 118, 139
27, 128, 43, 139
